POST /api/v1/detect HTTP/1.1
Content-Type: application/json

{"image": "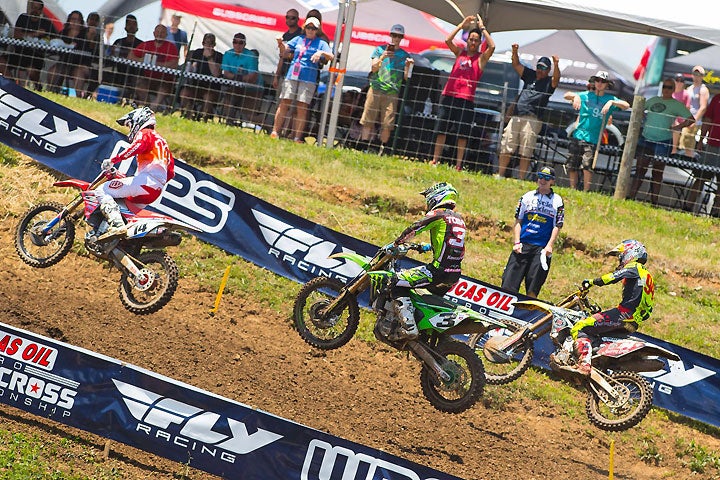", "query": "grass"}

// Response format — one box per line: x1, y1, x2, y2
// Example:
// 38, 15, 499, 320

2, 92, 720, 477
